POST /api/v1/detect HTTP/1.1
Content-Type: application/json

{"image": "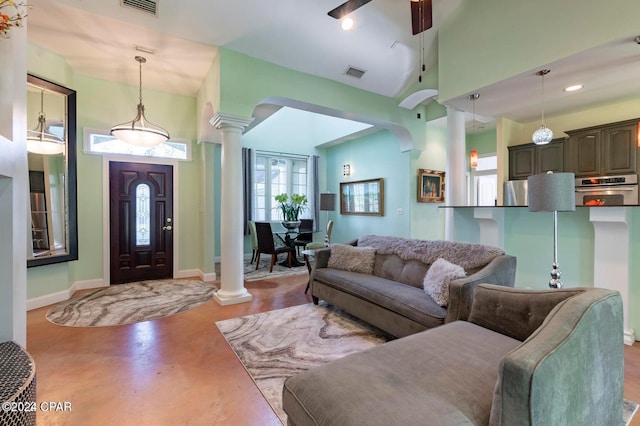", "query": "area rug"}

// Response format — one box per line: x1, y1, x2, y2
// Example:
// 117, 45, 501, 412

626, 399, 639, 425
217, 303, 639, 425
215, 303, 392, 423
46, 279, 217, 327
